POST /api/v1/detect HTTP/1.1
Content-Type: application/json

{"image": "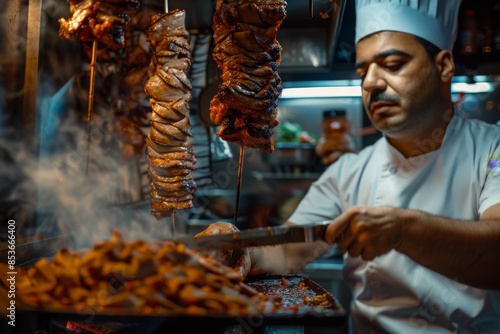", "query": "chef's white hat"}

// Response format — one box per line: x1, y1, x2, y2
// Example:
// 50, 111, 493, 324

355, 0, 462, 51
